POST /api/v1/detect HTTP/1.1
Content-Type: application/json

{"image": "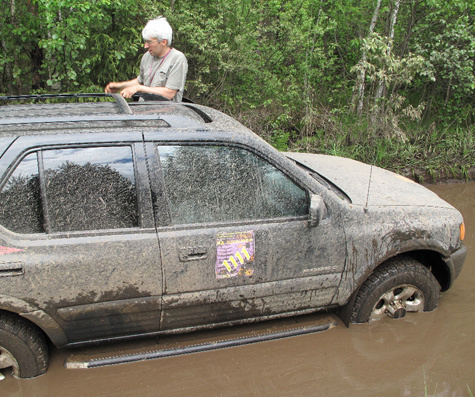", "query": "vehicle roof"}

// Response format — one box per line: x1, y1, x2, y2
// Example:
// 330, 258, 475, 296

0, 94, 254, 140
